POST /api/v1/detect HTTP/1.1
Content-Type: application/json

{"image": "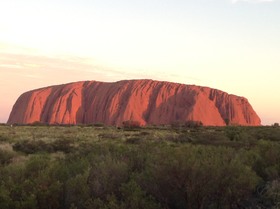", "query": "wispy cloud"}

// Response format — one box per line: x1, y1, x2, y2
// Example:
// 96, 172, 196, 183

231, 0, 276, 3
0, 63, 24, 69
